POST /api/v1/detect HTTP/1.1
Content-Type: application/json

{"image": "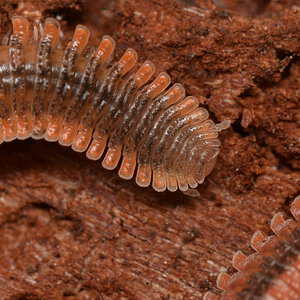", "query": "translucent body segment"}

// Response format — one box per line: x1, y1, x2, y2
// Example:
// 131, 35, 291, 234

94, 35, 115, 65
12, 16, 29, 43
139, 96, 199, 164
147, 72, 171, 99
118, 48, 138, 76
109, 79, 182, 159
102, 145, 122, 170
185, 174, 198, 189
136, 164, 152, 187
152, 167, 167, 192
45, 25, 90, 141
0, 47, 18, 141
70, 37, 115, 150
133, 61, 155, 88
86, 134, 108, 160
44, 18, 61, 47
152, 112, 213, 168
166, 173, 178, 192
58, 123, 78, 146
2, 118, 18, 141
118, 152, 137, 180
31, 18, 61, 139
70, 25, 90, 54
112, 85, 184, 152
0, 123, 5, 144
75, 65, 121, 149
10, 17, 32, 140
72, 128, 93, 152
122, 75, 175, 155
176, 173, 189, 191
82, 49, 138, 148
